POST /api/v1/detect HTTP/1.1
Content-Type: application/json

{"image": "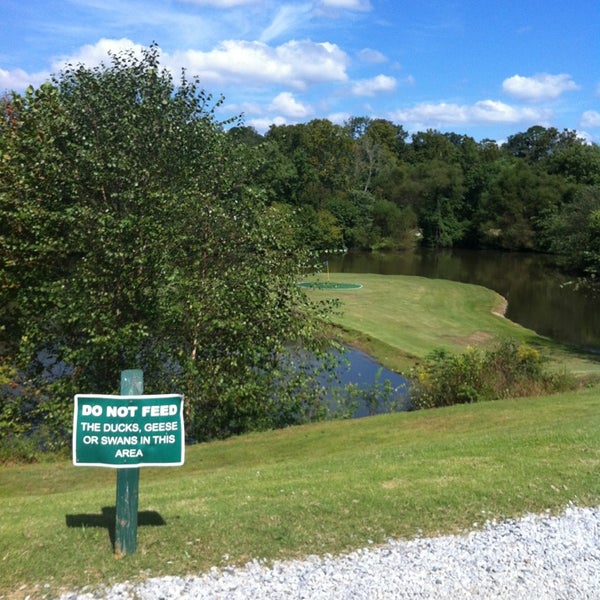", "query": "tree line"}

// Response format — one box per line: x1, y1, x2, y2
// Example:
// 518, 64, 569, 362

228, 118, 600, 278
